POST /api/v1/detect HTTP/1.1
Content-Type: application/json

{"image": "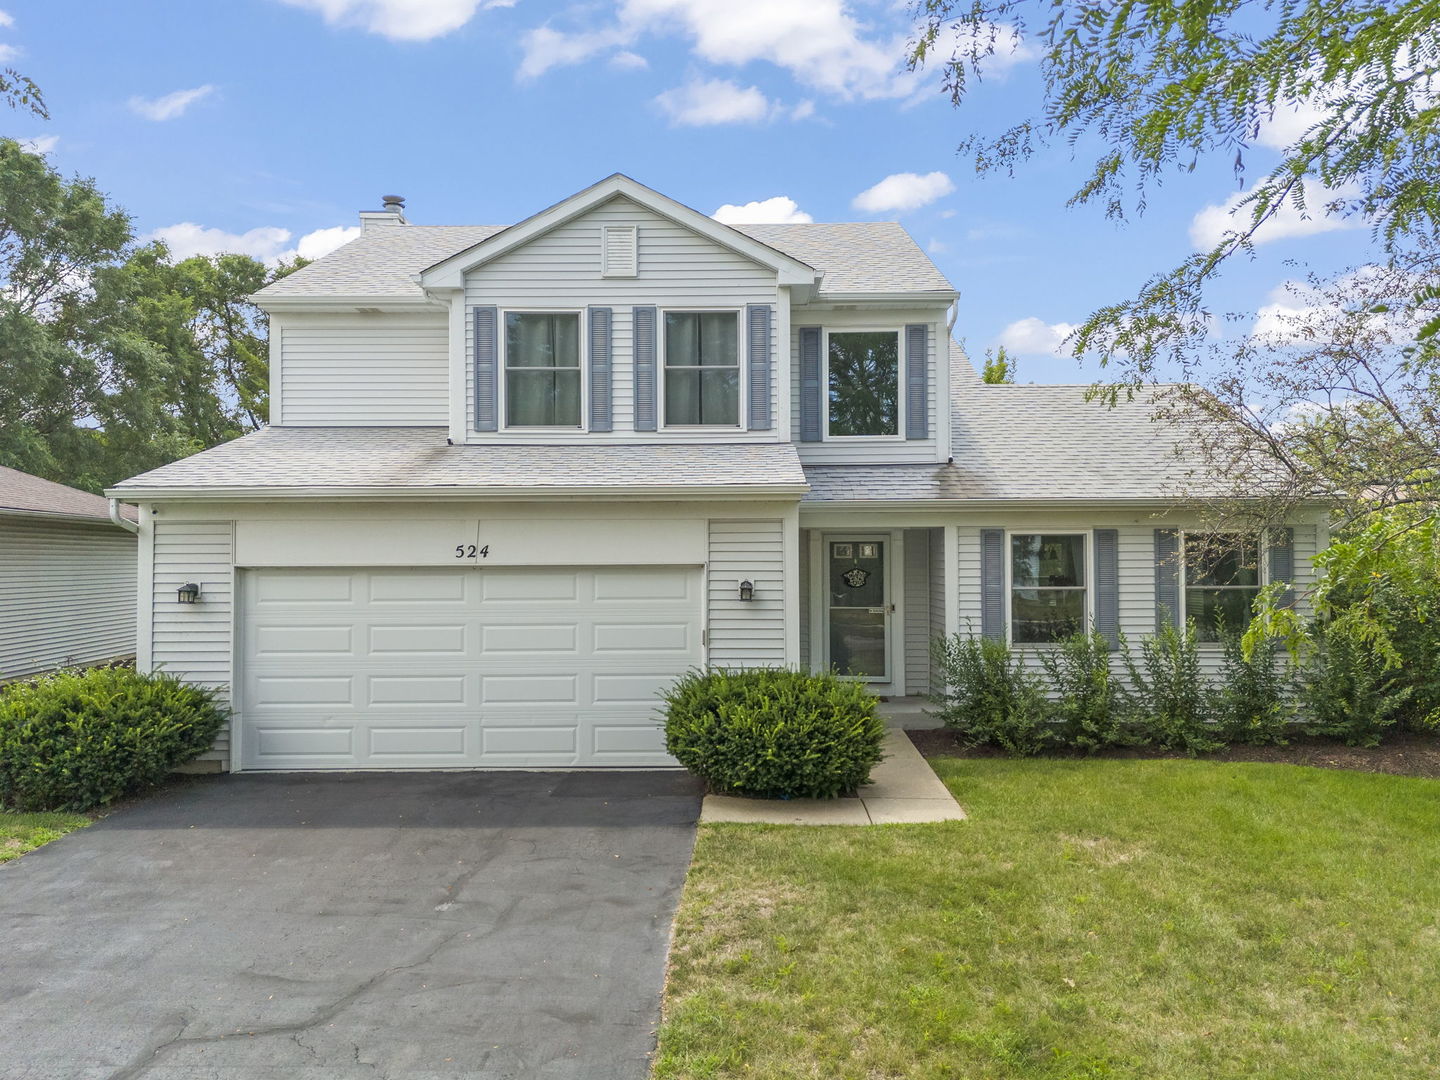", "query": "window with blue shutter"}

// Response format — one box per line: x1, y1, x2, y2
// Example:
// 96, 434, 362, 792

588, 306, 613, 432
473, 306, 498, 432
980, 528, 1005, 640
746, 304, 772, 430
798, 326, 822, 442
905, 323, 928, 440
633, 305, 658, 432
